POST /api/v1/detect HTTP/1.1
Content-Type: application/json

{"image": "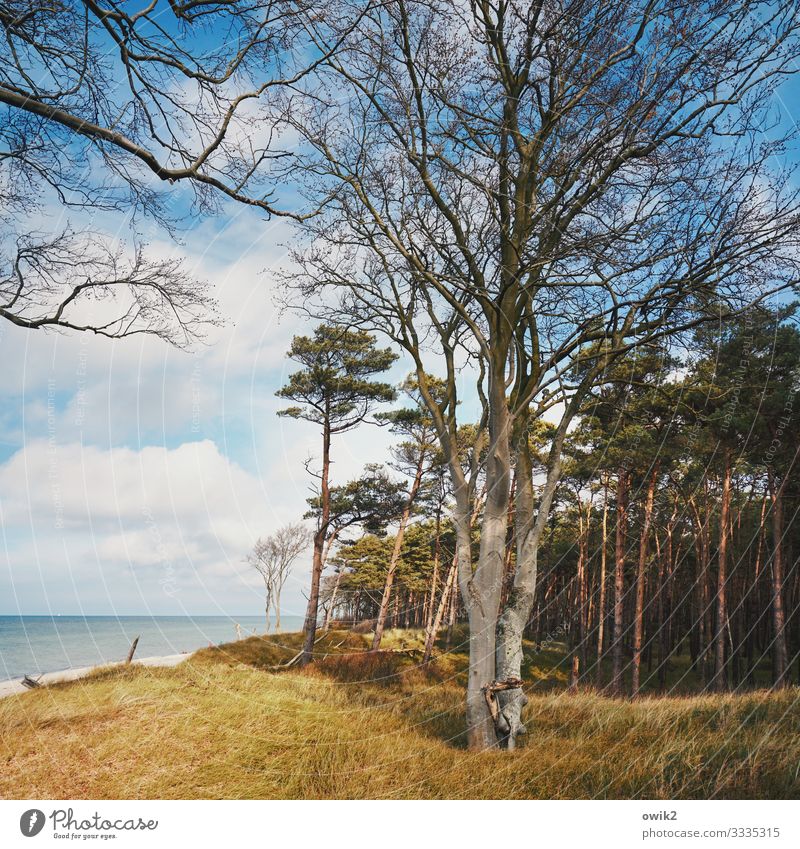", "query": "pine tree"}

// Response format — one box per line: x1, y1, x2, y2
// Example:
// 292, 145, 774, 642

277, 325, 397, 663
